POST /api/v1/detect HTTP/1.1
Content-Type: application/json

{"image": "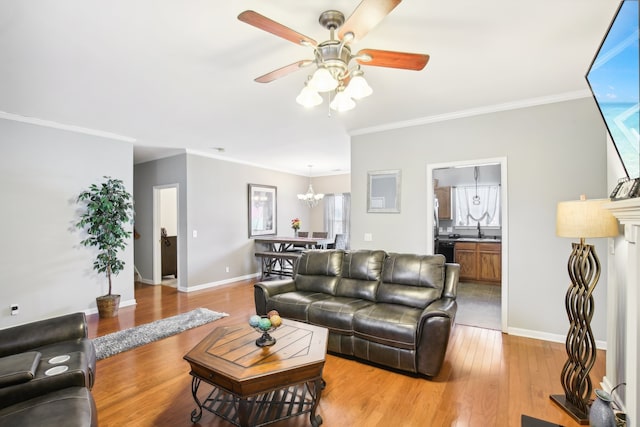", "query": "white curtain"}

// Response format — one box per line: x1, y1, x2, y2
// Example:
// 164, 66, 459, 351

324, 193, 351, 249
324, 194, 336, 238
342, 193, 351, 249
455, 185, 500, 226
